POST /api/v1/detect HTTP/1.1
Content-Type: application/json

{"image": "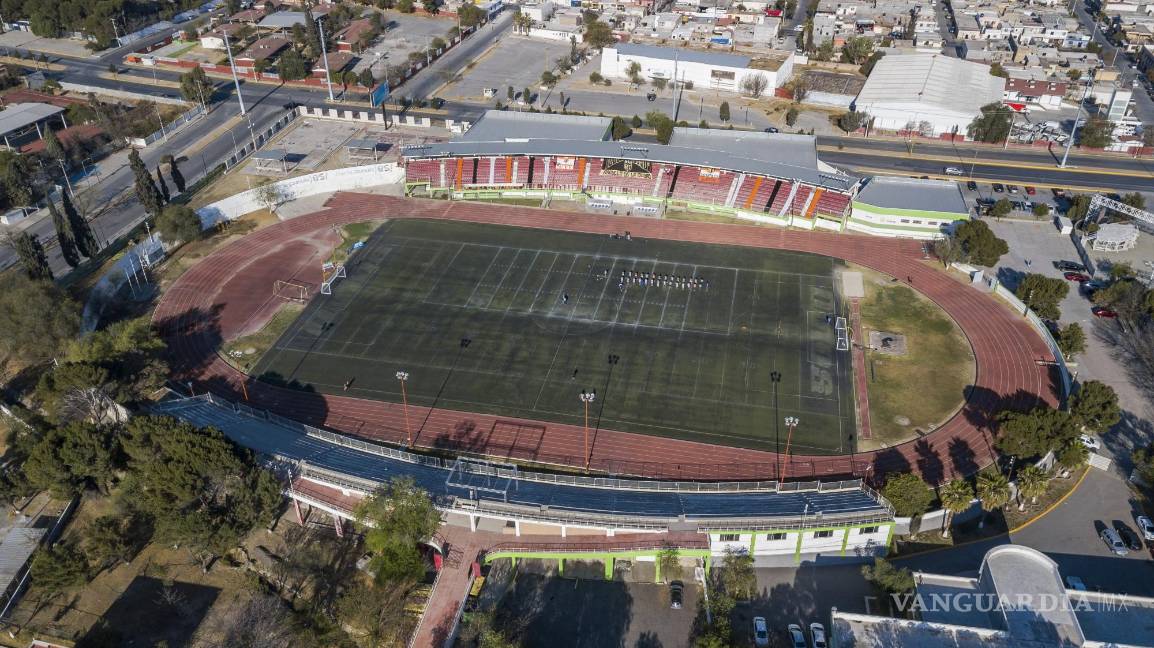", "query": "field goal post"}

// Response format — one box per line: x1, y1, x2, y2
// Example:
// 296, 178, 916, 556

445, 457, 518, 503
835, 316, 850, 351
320, 263, 347, 295
273, 279, 311, 303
